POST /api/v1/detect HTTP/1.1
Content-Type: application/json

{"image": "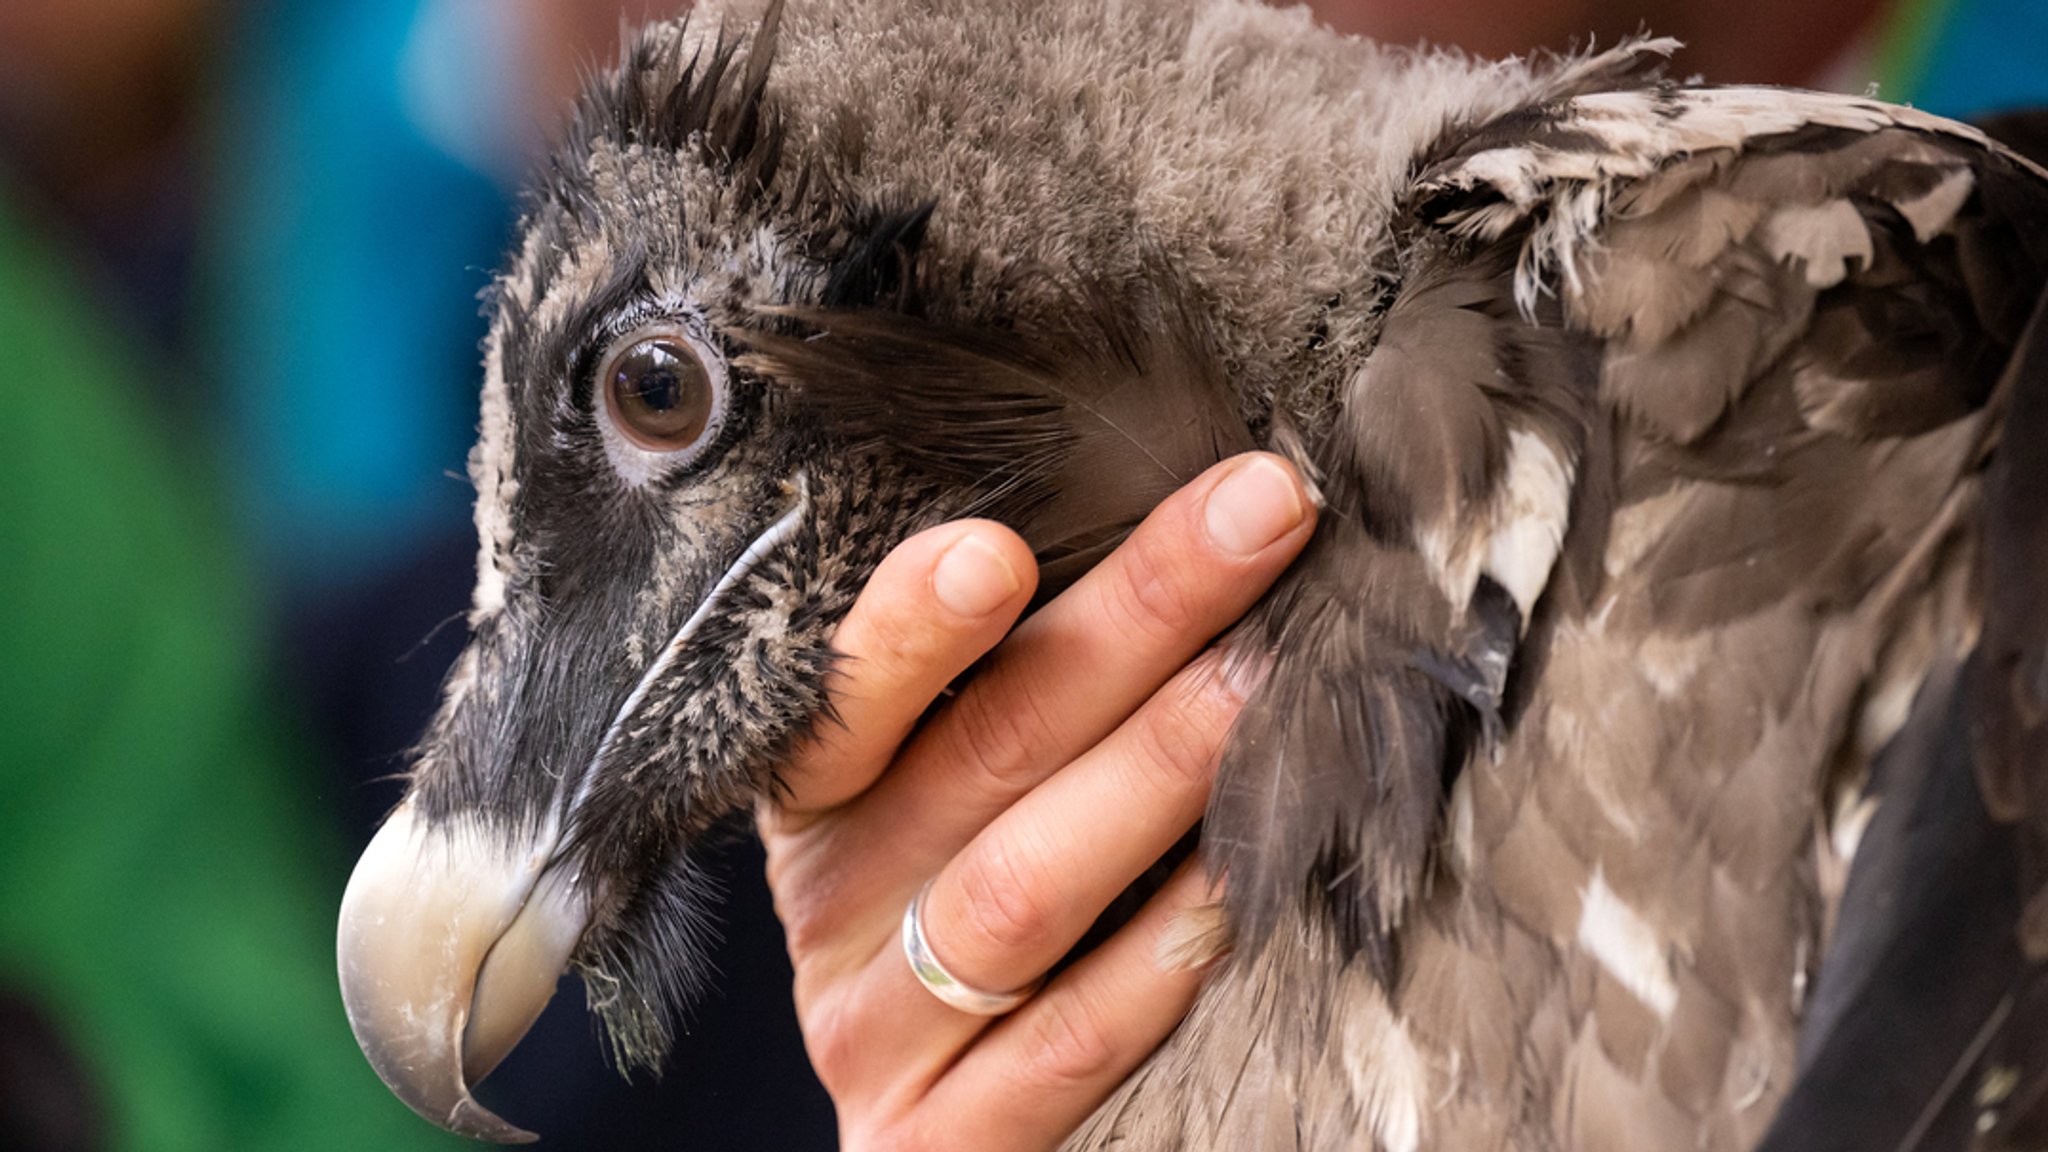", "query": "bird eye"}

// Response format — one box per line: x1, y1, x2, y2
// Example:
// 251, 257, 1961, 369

600, 335, 717, 453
